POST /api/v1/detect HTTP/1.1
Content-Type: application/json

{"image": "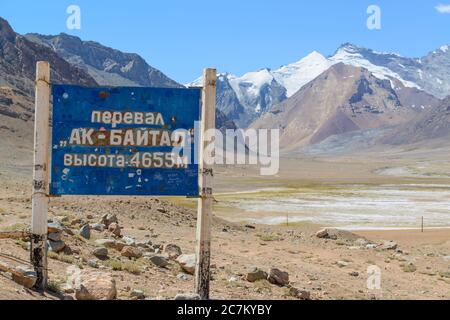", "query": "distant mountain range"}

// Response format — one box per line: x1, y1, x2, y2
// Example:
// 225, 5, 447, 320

252, 63, 439, 149
1, 15, 449, 155
25, 33, 182, 89
0, 17, 234, 132
189, 43, 450, 131
0, 18, 97, 121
